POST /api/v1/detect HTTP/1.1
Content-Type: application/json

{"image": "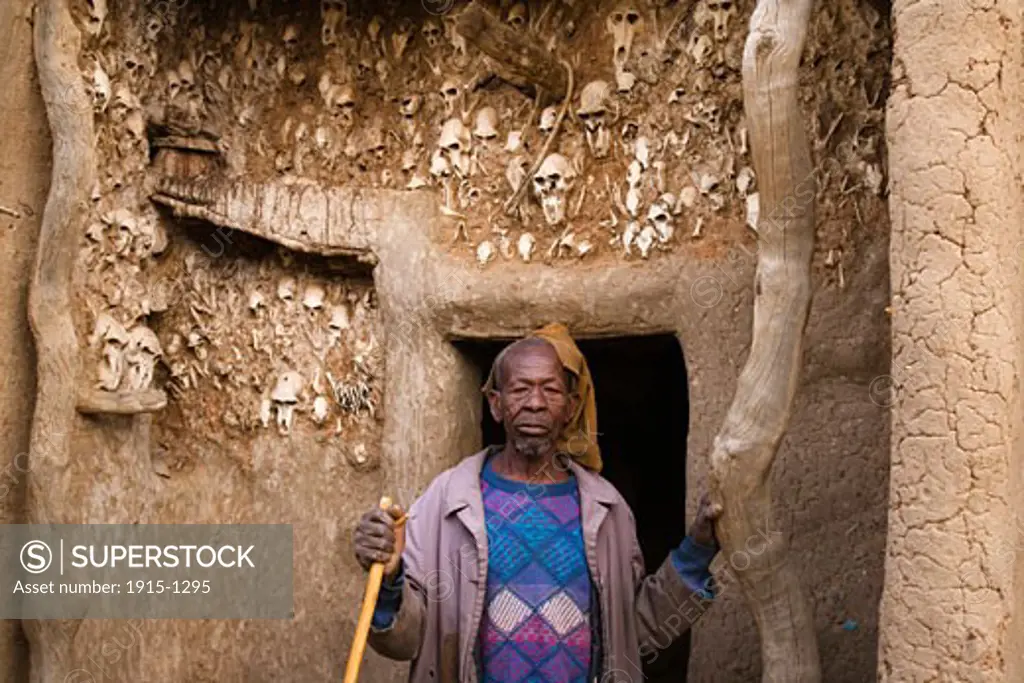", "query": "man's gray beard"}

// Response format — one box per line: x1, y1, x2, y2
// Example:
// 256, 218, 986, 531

511, 435, 553, 460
